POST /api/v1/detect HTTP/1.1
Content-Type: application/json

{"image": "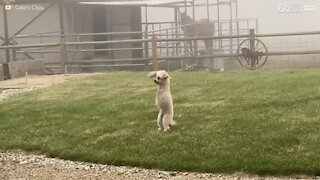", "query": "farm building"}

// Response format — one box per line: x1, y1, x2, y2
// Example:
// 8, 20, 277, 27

2, 0, 320, 81
0, 0, 252, 77
1, 0, 257, 78
0, 0, 144, 76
